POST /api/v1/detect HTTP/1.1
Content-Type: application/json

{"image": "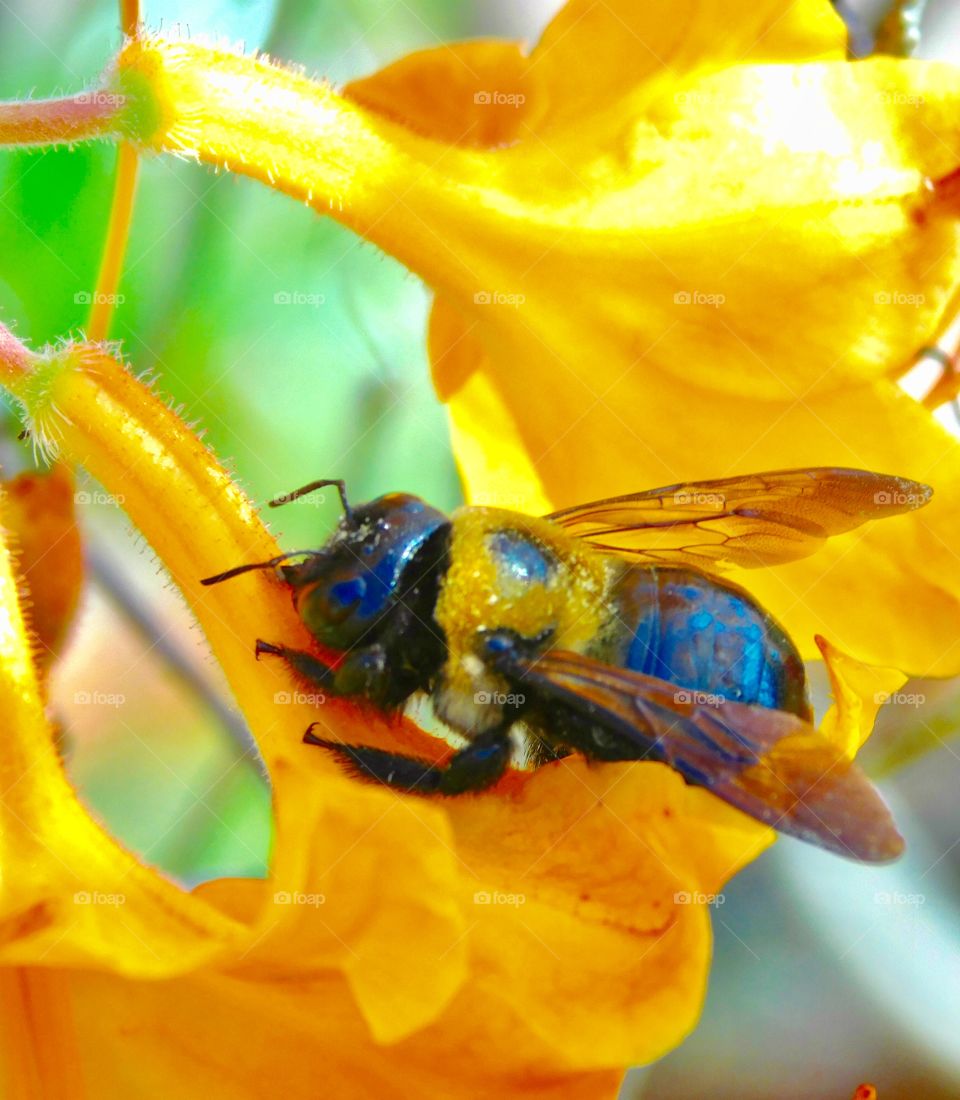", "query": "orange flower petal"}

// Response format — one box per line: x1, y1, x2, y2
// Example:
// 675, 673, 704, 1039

446, 759, 745, 1067
345, 39, 530, 148
233, 776, 470, 1043
66, 962, 622, 1100
3, 464, 82, 672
